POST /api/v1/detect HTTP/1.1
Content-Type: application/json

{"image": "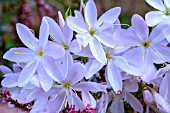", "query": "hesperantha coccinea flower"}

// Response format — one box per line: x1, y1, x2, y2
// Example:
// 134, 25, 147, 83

2, 0, 170, 113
